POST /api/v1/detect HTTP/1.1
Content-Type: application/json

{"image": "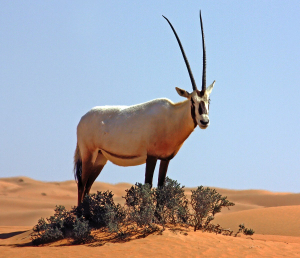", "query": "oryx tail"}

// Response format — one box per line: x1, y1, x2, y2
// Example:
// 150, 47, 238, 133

74, 143, 82, 186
